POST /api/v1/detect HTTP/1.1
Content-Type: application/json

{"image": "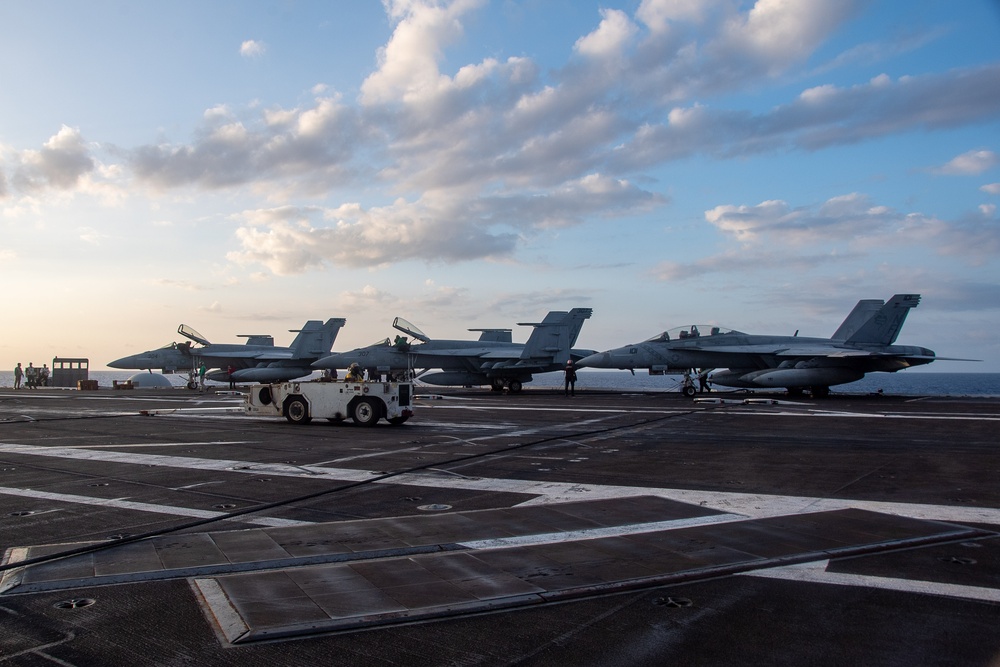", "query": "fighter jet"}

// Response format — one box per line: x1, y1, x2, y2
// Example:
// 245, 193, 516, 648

313, 308, 595, 392
108, 318, 346, 383
577, 295, 946, 397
